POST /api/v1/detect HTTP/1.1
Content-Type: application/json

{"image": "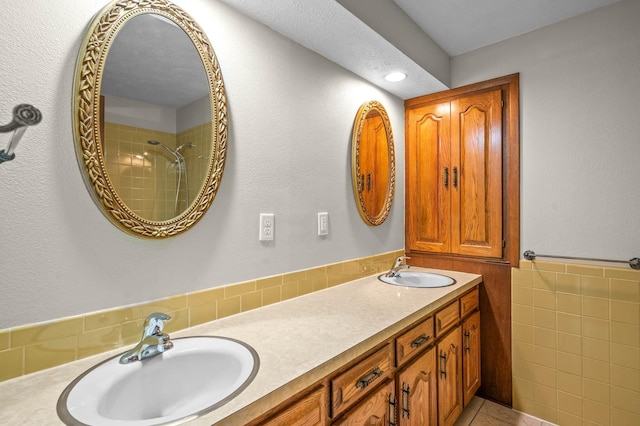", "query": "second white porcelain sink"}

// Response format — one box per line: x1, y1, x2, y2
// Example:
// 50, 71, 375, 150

57, 336, 259, 426
379, 271, 456, 288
